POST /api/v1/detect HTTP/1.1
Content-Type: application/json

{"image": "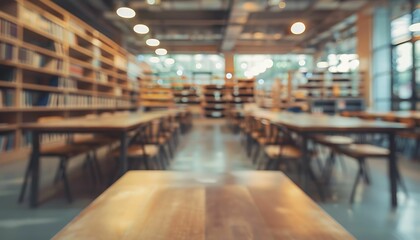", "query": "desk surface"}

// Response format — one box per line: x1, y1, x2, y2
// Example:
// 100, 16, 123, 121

348, 110, 420, 121
53, 171, 354, 240
251, 110, 406, 133
21, 109, 183, 132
